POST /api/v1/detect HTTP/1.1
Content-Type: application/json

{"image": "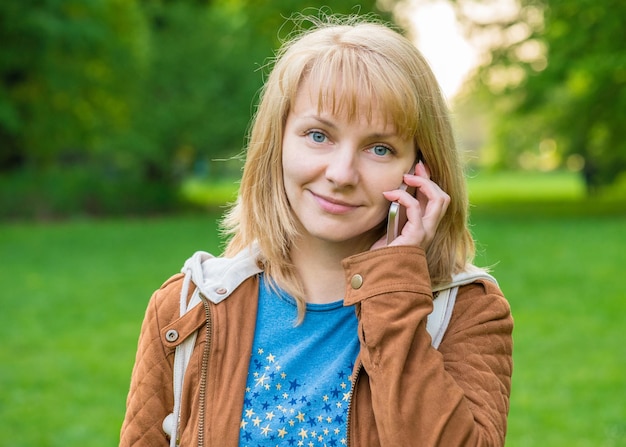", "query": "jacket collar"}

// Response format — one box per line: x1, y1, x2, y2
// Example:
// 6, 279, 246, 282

181, 242, 263, 305
180, 242, 496, 304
